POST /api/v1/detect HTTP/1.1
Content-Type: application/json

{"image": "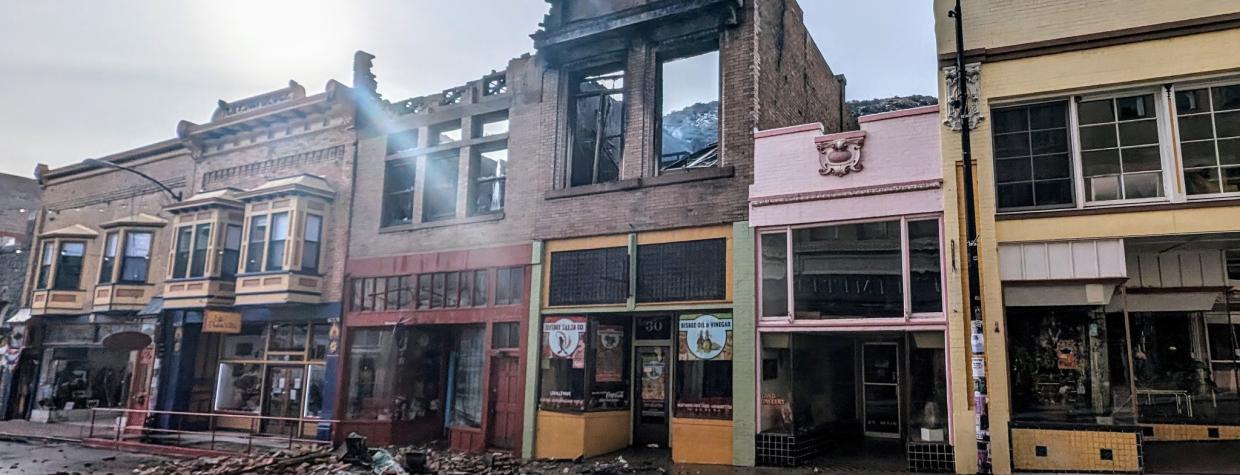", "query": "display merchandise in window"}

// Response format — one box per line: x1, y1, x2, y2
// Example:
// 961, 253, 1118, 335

36, 348, 131, 411
215, 363, 263, 413
675, 313, 733, 419
539, 316, 587, 411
